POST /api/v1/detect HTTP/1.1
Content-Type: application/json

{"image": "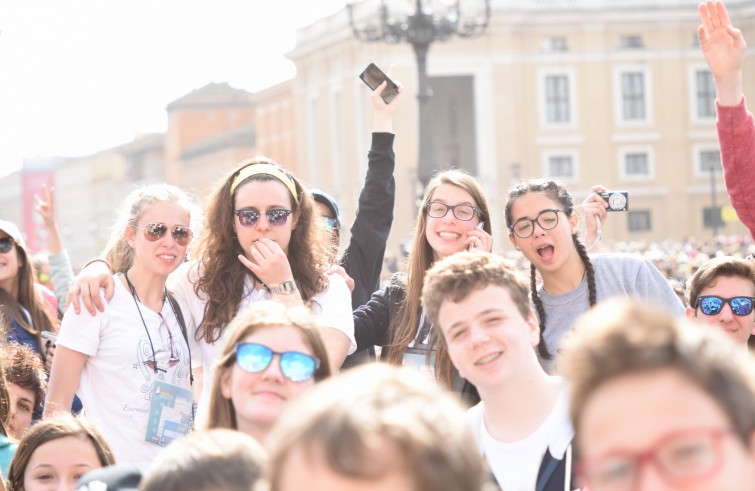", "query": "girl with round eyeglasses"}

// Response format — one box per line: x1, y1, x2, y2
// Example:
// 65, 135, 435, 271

46, 184, 197, 467
204, 302, 331, 446
504, 180, 684, 372
354, 169, 493, 404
